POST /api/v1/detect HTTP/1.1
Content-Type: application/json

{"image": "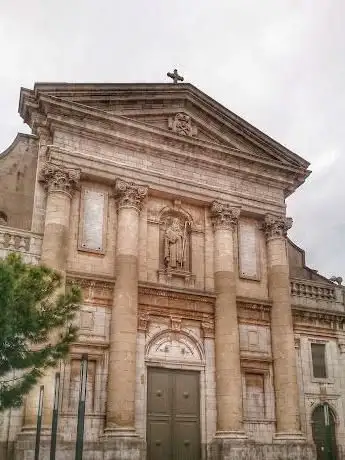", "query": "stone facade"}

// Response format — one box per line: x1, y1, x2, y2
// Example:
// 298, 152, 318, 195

0, 82, 344, 459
